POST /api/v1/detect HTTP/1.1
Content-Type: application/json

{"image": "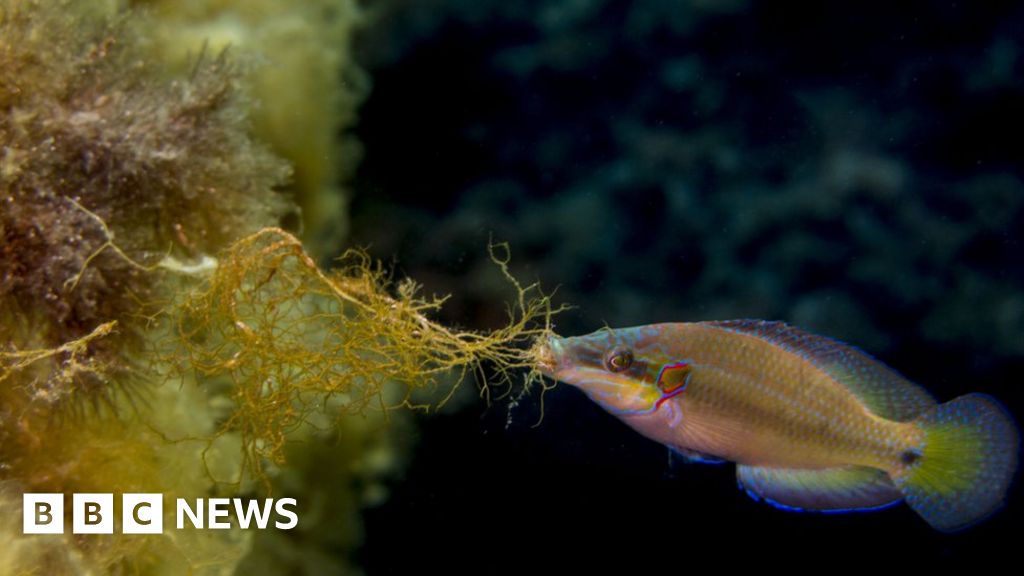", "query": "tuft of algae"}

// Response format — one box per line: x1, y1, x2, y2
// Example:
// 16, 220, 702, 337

0, 0, 292, 410
175, 229, 556, 574
134, 0, 368, 257
0, 1, 556, 574
170, 228, 555, 486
